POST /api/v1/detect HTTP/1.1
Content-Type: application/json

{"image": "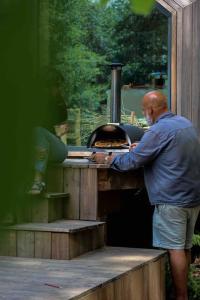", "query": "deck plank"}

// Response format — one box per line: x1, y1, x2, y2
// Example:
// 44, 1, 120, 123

0, 247, 166, 300
7, 220, 105, 233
